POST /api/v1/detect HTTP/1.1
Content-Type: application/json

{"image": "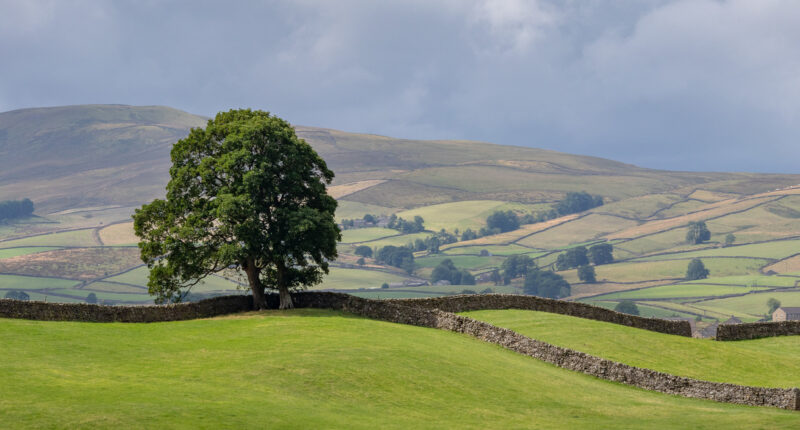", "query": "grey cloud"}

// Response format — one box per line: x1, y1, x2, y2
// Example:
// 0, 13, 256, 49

1, 0, 799, 172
